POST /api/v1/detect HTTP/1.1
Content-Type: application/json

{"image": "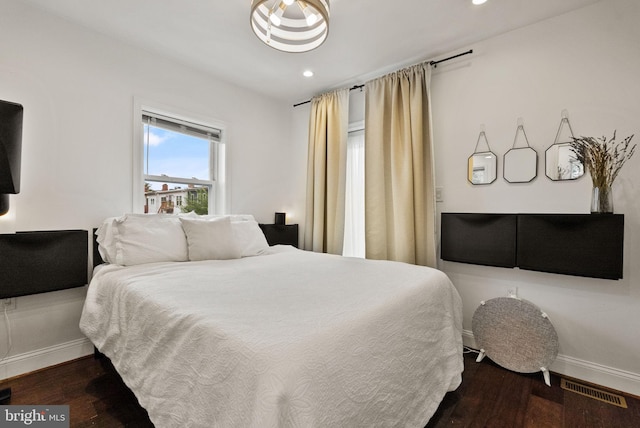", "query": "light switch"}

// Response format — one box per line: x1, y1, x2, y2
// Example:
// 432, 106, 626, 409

436, 187, 443, 202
